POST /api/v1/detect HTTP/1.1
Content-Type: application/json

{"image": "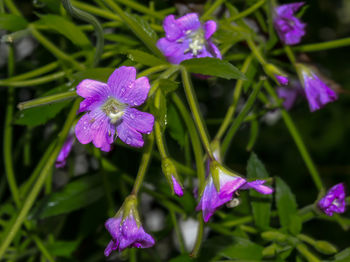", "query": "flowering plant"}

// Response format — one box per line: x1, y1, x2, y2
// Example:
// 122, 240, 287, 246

0, 0, 349, 261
